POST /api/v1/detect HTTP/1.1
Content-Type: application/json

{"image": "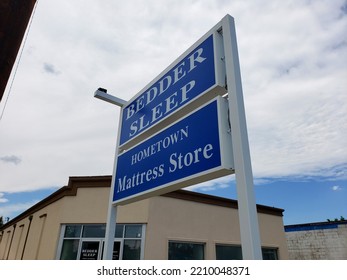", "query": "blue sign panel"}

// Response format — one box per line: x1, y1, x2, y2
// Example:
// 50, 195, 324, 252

114, 99, 227, 204
119, 35, 216, 146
